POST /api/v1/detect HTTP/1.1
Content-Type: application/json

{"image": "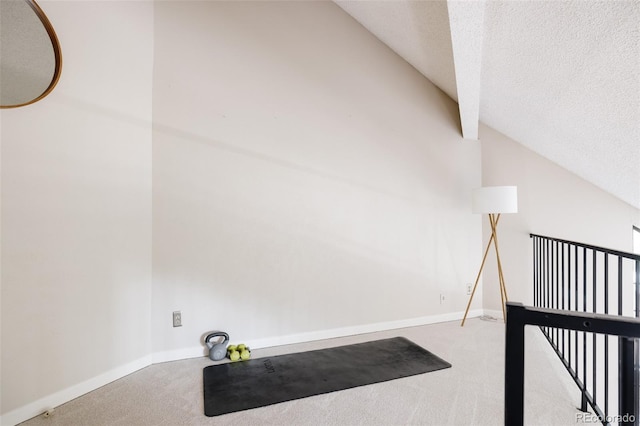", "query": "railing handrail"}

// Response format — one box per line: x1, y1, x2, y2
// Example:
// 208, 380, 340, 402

530, 233, 640, 261
507, 302, 640, 337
